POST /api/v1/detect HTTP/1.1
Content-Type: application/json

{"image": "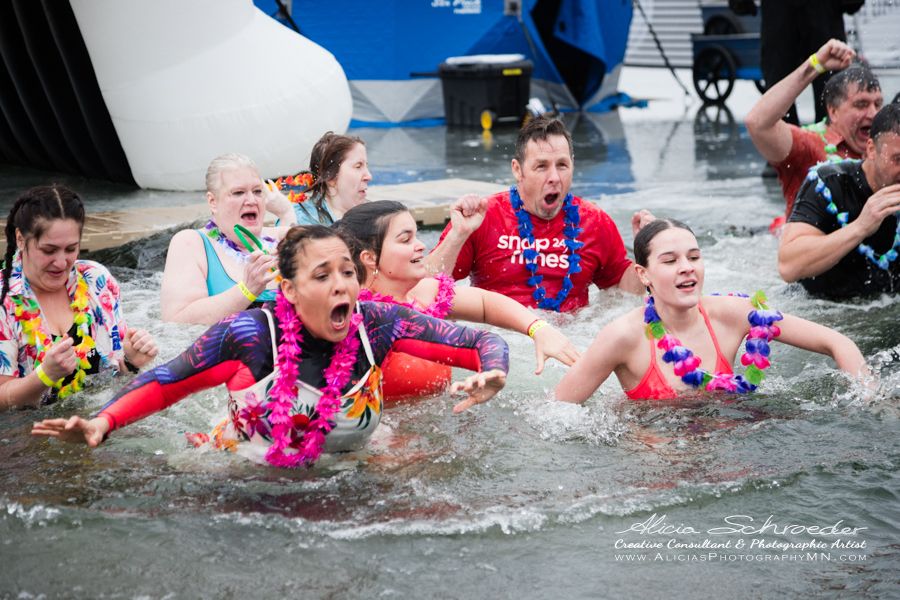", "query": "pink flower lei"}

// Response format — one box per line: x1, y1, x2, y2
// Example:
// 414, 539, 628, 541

358, 272, 455, 319
265, 291, 362, 468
